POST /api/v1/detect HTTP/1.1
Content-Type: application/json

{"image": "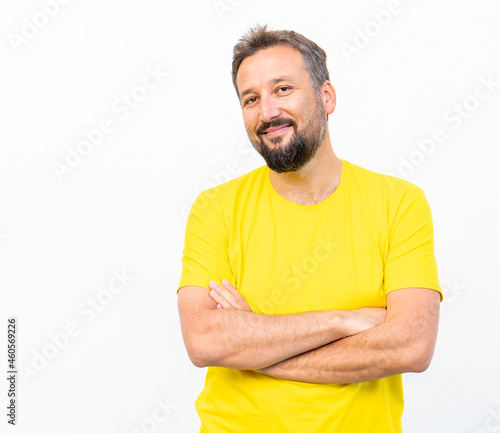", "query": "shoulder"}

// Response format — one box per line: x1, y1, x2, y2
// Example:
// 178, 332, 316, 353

345, 160, 424, 200
343, 160, 432, 226
198, 165, 267, 203
190, 165, 268, 218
